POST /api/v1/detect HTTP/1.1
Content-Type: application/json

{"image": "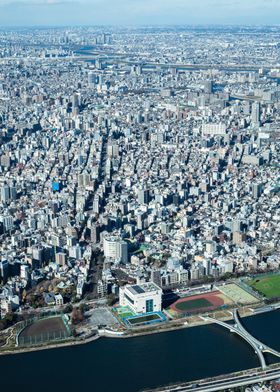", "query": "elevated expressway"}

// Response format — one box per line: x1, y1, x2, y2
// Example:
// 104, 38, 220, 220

144, 366, 280, 392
